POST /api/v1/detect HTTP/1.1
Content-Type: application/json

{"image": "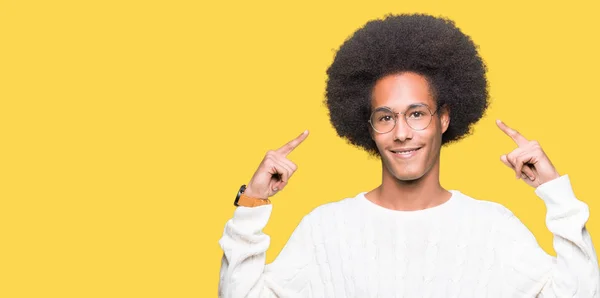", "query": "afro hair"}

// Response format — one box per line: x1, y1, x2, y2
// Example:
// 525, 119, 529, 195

325, 13, 489, 156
